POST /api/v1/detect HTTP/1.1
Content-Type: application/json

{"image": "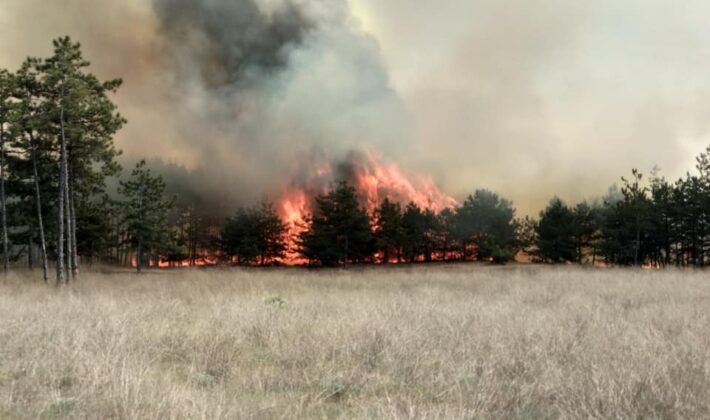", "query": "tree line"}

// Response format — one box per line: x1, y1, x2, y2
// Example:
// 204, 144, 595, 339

0, 37, 180, 283
4, 38, 710, 277
532, 152, 710, 267
218, 154, 710, 268
218, 183, 519, 267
